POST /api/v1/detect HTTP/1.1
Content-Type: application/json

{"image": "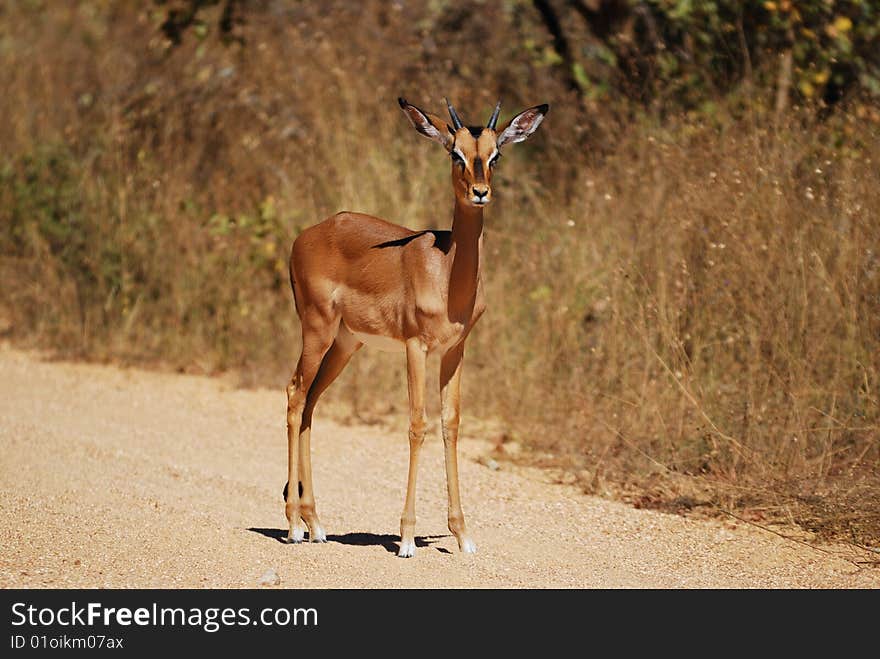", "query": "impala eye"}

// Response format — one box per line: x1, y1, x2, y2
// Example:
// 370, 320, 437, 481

489, 152, 501, 168
450, 151, 465, 166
